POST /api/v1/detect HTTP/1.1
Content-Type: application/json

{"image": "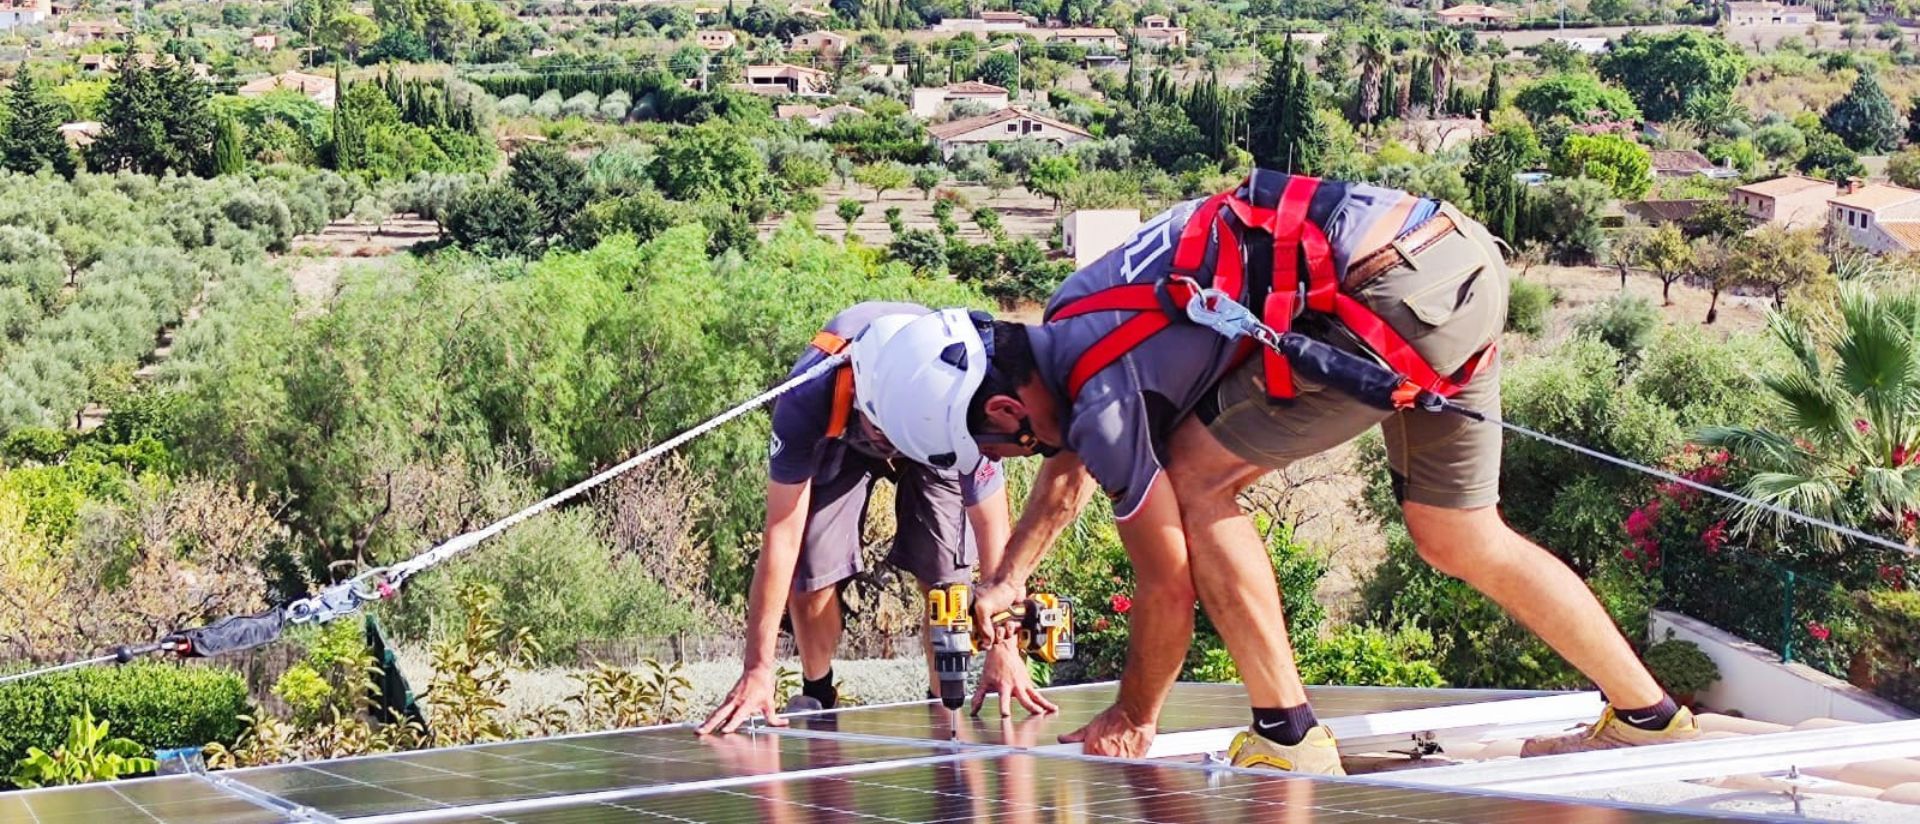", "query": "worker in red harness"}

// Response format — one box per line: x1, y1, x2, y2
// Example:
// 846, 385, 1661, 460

698, 303, 1055, 737
867, 172, 1698, 773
